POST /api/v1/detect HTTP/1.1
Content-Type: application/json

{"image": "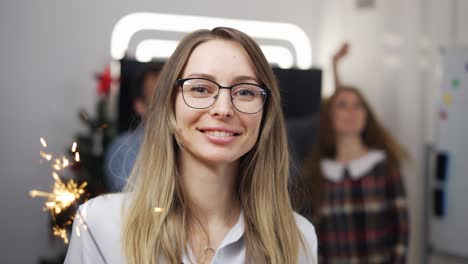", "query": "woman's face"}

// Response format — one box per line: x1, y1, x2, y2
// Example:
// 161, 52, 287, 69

331, 90, 367, 137
174, 39, 264, 165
